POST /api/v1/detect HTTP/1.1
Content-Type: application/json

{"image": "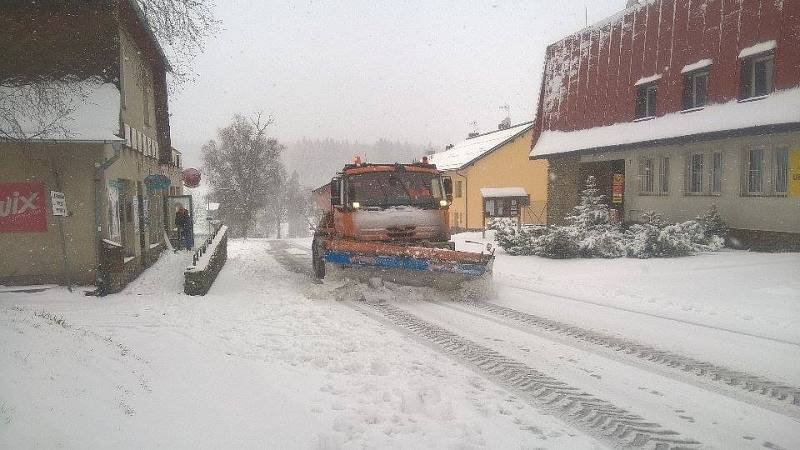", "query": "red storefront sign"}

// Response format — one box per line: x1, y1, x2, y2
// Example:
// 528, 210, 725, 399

0, 182, 47, 232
